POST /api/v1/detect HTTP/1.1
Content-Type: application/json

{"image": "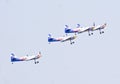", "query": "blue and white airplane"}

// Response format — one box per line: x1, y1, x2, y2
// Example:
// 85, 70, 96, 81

64, 24, 94, 36
48, 34, 77, 44
11, 52, 42, 64
91, 23, 107, 34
